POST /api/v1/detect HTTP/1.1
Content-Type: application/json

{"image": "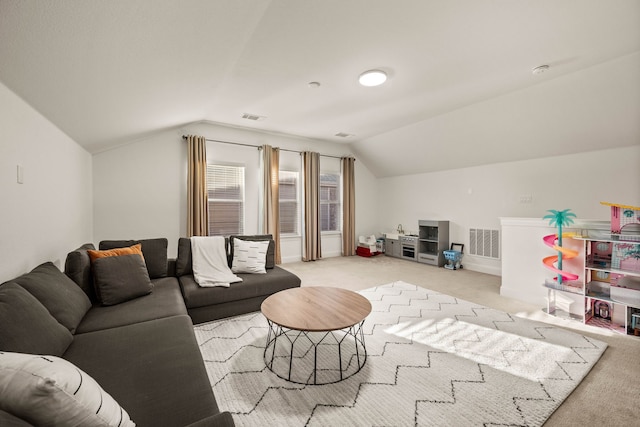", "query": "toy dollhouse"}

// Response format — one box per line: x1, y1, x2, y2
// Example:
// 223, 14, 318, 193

543, 202, 640, 336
